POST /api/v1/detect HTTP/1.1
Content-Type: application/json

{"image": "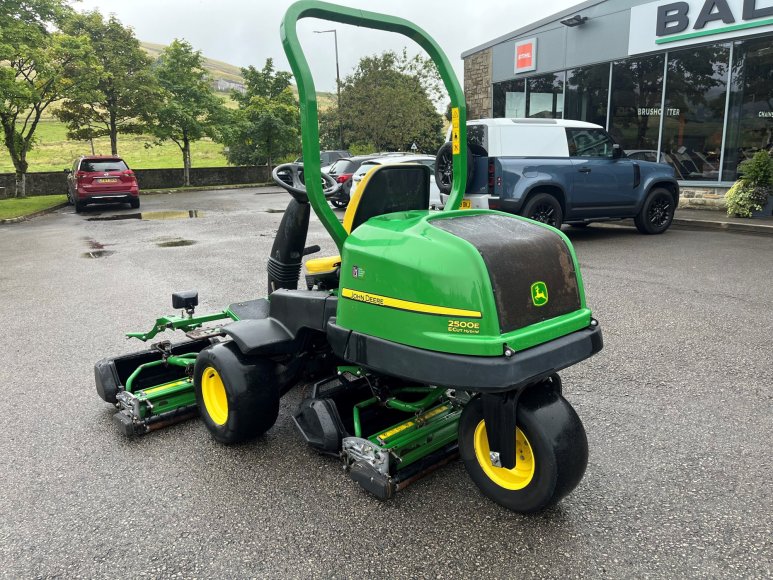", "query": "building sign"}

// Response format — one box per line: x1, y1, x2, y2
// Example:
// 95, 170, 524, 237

629, 0, 773, 54
514, 38, 537, 73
